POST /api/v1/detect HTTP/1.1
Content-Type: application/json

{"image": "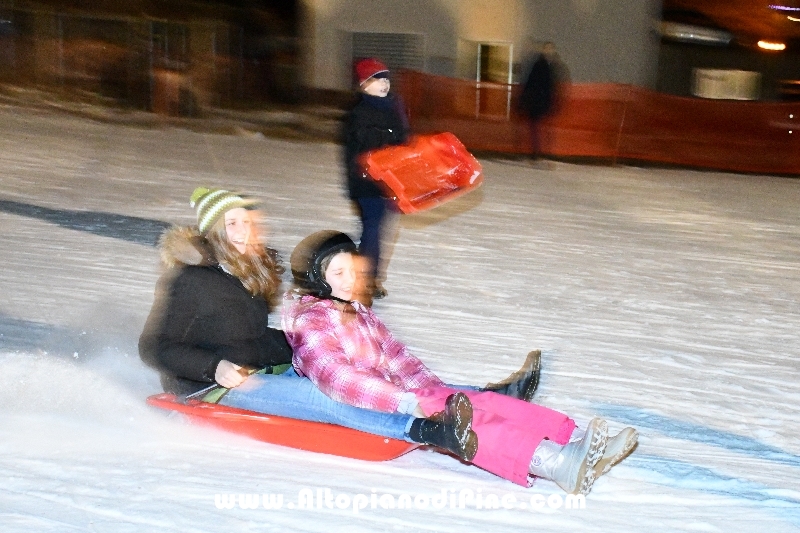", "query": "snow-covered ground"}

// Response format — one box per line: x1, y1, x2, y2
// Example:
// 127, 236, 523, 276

1, 105, 799, 532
